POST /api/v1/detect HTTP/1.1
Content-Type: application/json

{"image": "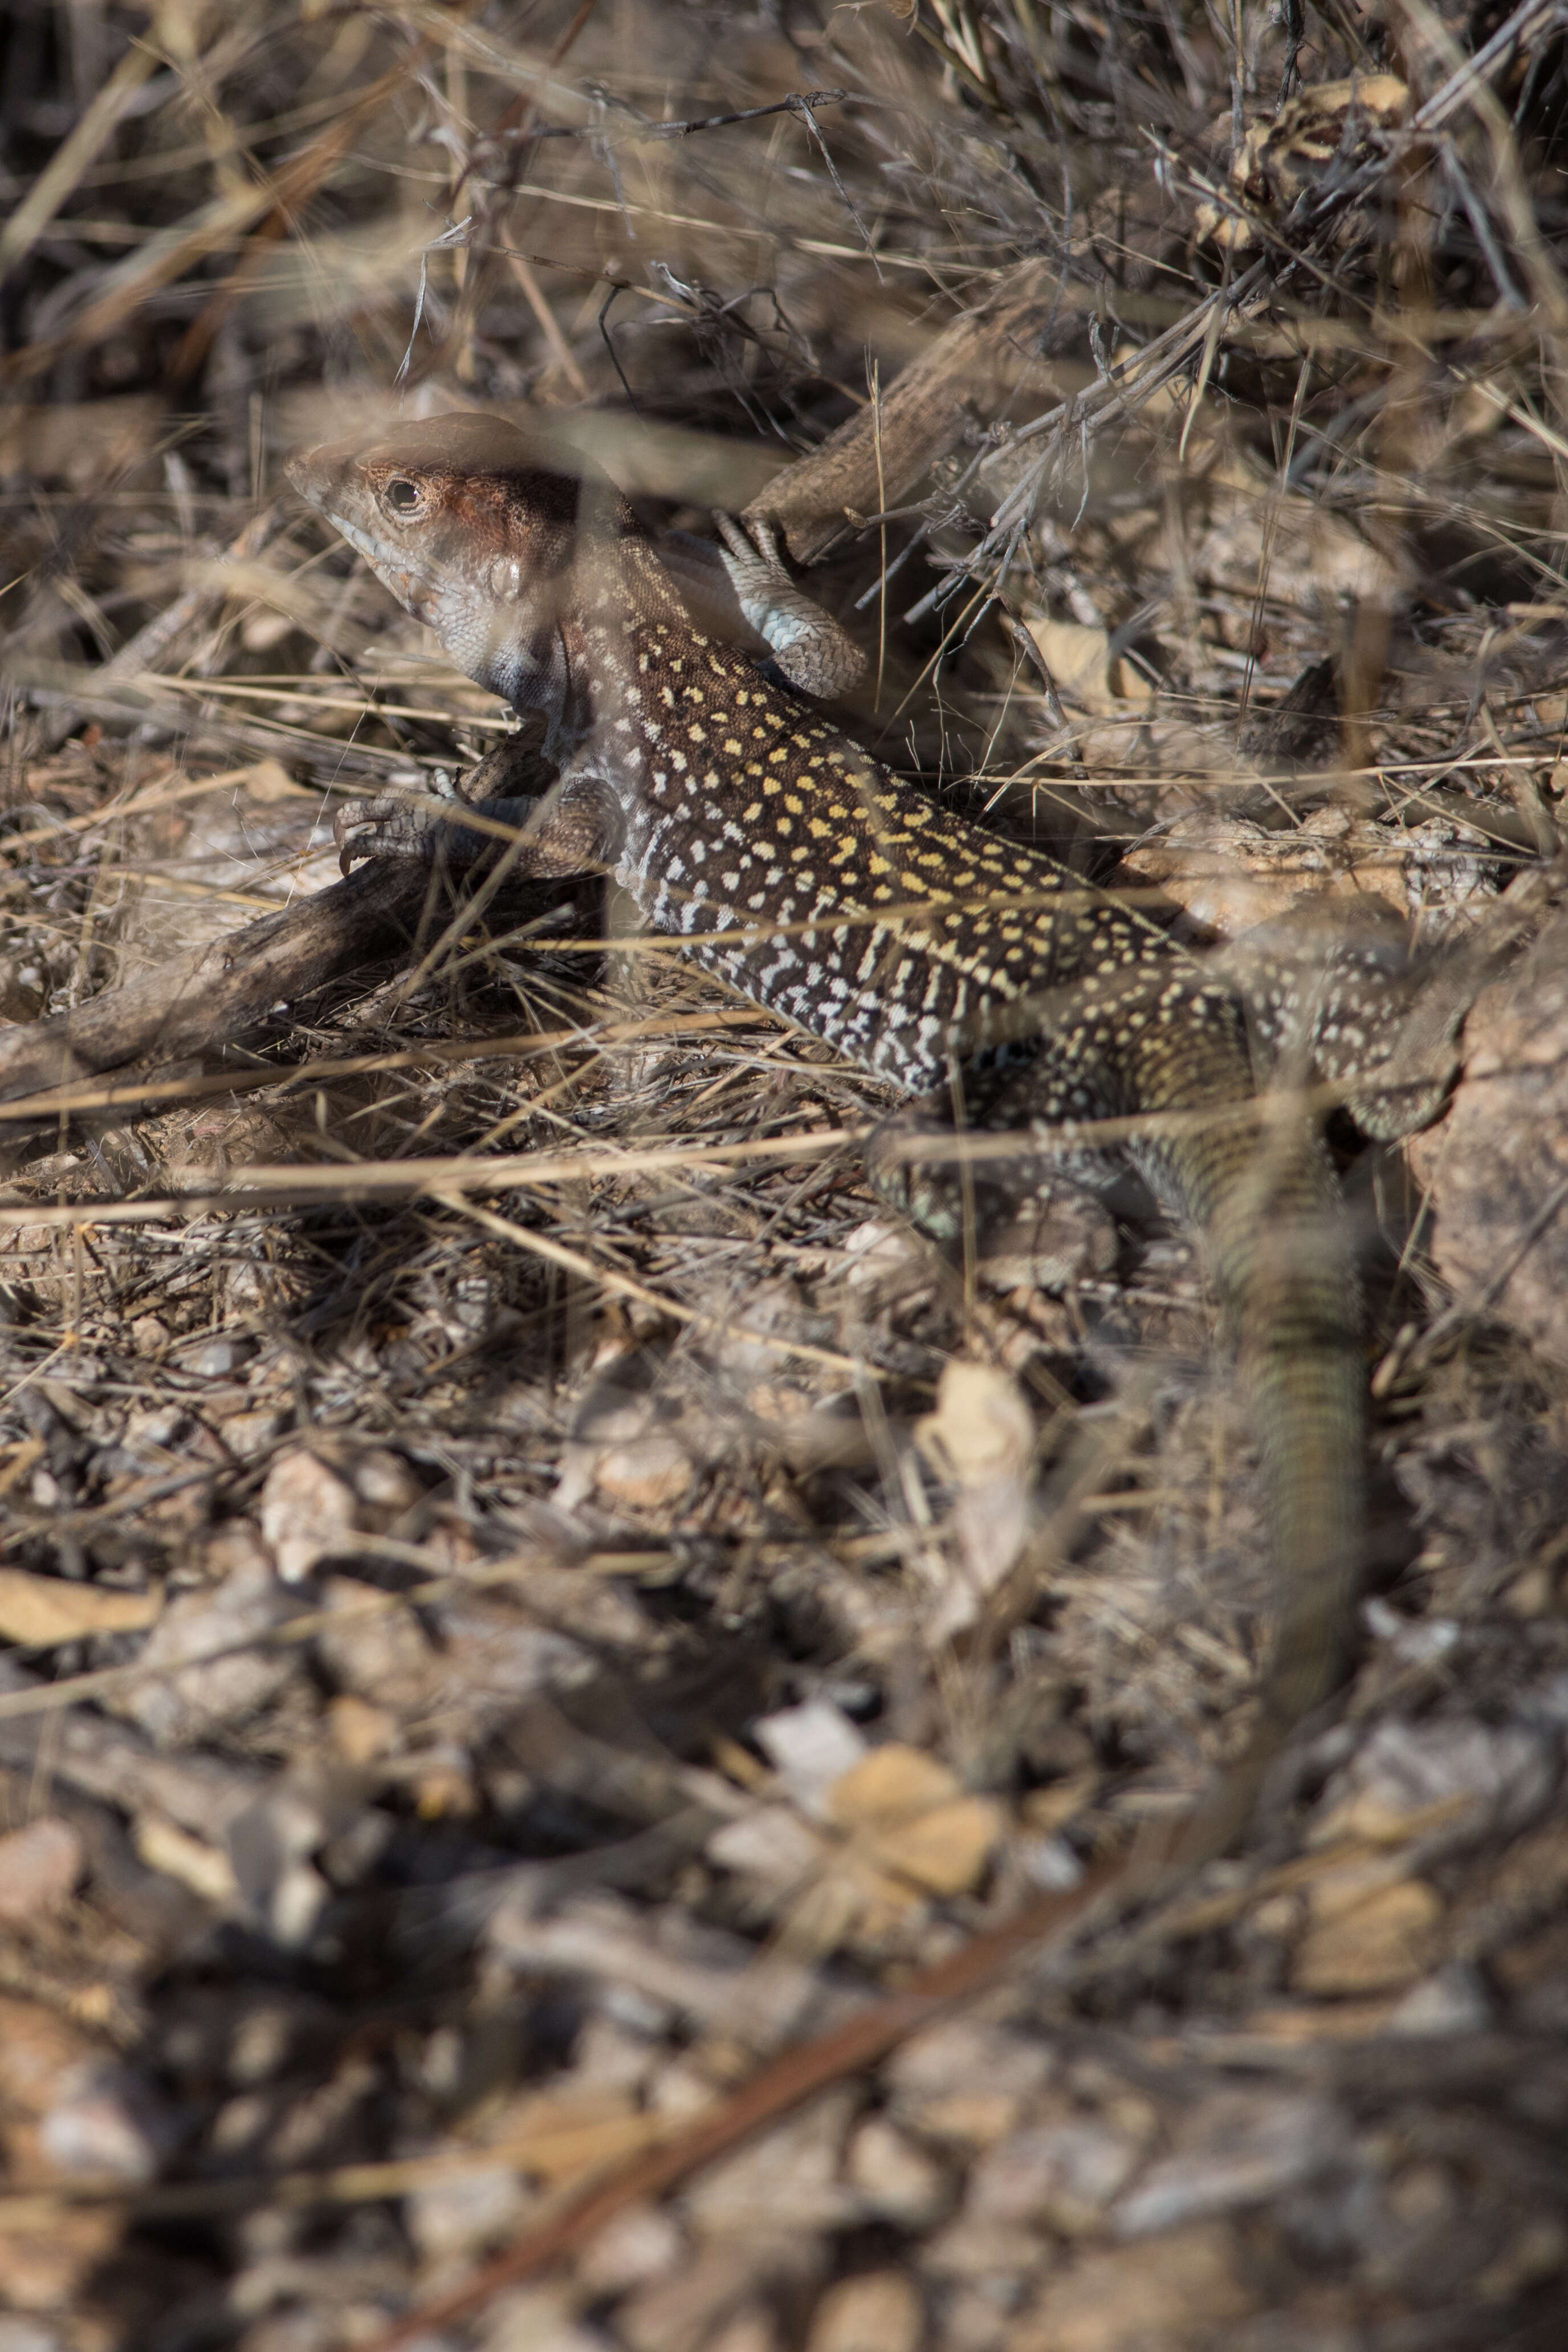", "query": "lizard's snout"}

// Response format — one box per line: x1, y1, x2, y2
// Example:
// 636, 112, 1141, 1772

283, 446, 336, 510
